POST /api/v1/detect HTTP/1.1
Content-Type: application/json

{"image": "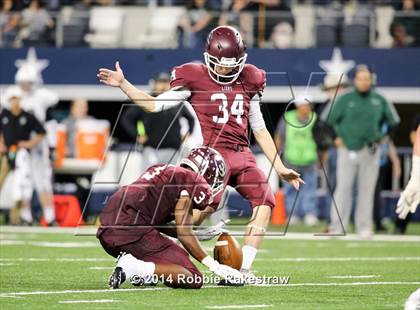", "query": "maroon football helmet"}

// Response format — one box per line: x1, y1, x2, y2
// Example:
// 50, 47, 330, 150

204, 26, 247, 85
180, 146, 226, 197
